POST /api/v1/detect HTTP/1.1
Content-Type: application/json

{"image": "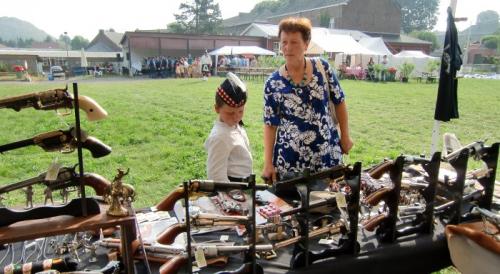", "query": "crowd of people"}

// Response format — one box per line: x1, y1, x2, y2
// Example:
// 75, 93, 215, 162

143, 52, 213, 79
217, 55, 258, 68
